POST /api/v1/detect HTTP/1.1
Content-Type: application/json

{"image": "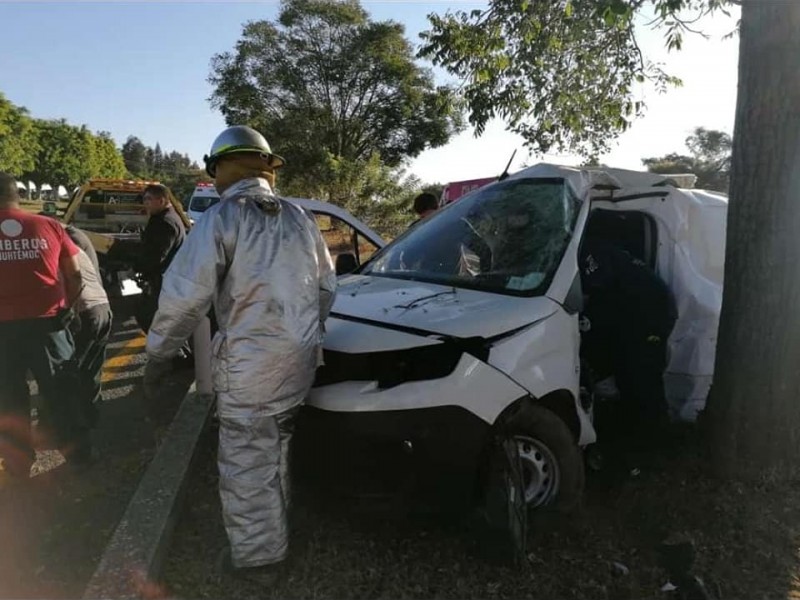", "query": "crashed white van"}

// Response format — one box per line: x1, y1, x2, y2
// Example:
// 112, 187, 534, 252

305, 163, 727, 511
